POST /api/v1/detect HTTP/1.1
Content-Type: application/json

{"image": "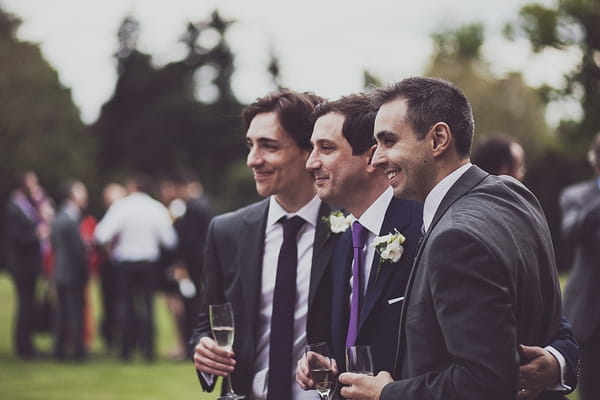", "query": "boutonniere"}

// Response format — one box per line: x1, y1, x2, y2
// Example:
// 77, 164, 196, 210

321, 210, 352, 234
371, 229, 406, 264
